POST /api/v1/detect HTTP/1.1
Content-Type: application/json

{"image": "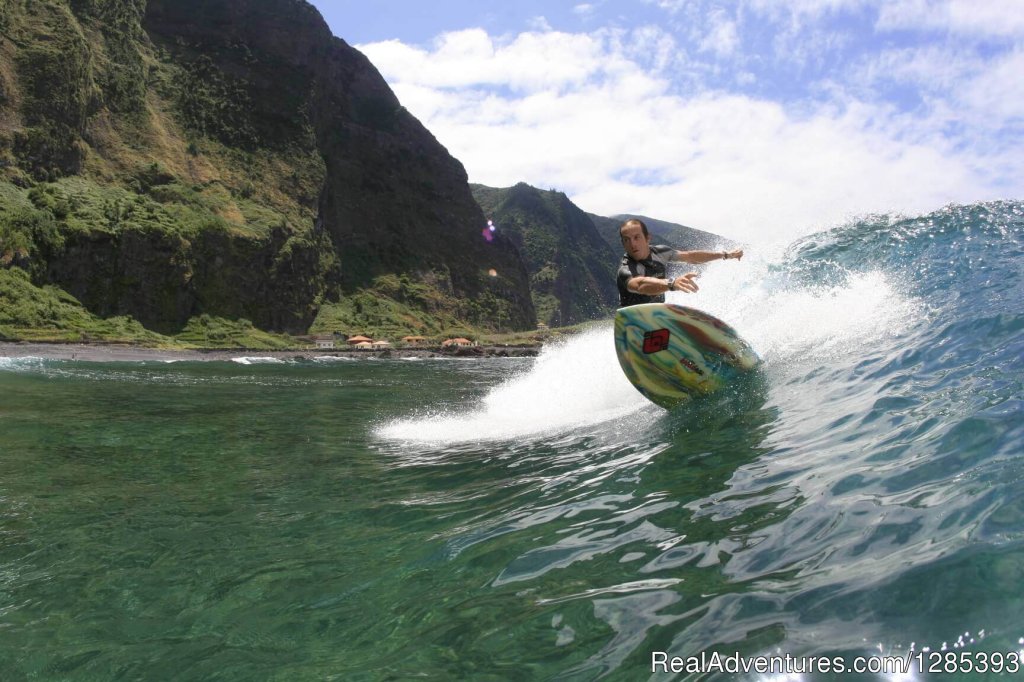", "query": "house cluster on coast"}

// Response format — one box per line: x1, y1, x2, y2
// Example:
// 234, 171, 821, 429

310, 335, 477, 350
